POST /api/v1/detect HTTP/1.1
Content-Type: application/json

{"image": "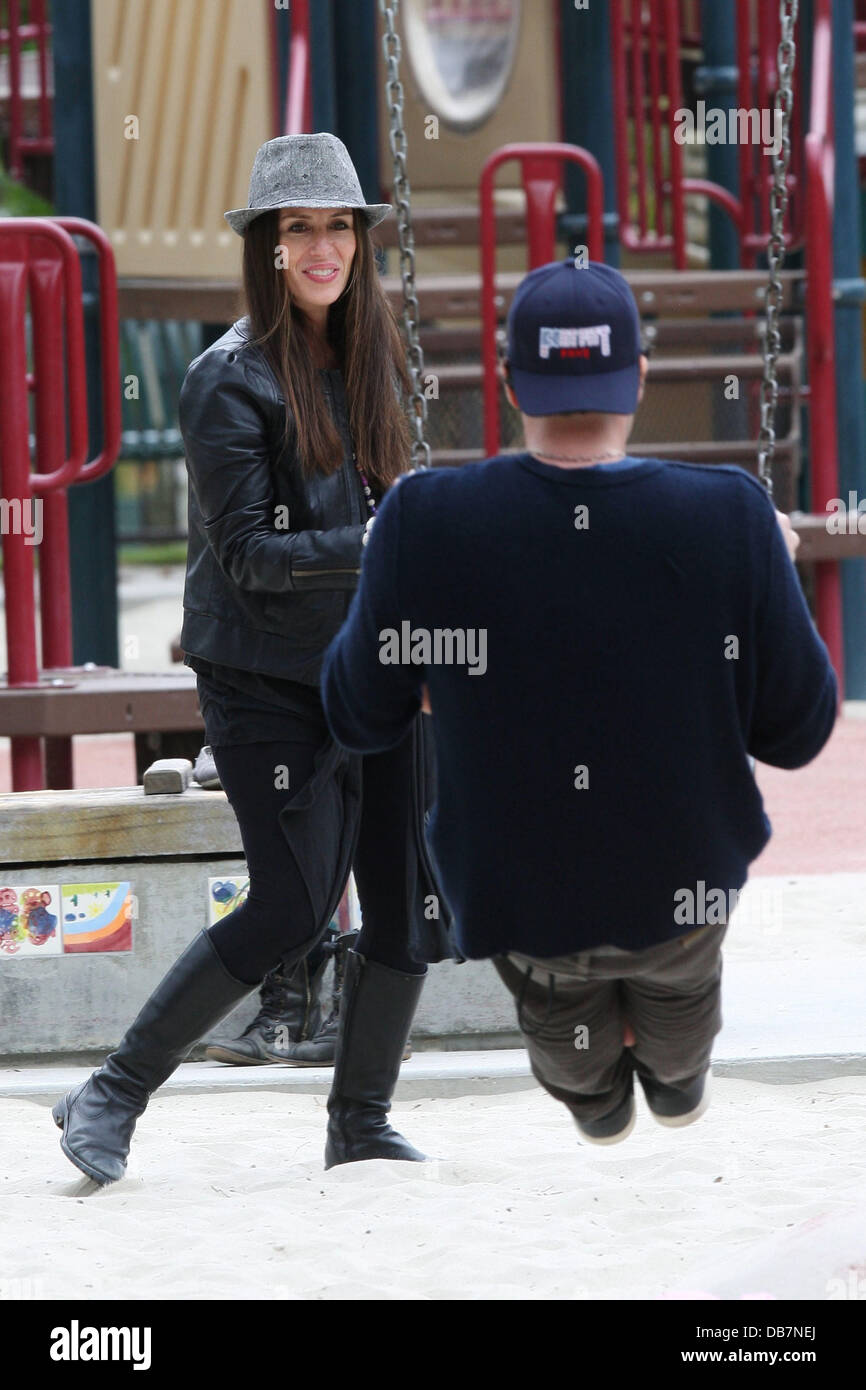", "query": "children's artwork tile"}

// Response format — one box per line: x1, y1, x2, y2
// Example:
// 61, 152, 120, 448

208, 876, 250, 926
0, 886, 62, 958
61, 883, 134, 954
